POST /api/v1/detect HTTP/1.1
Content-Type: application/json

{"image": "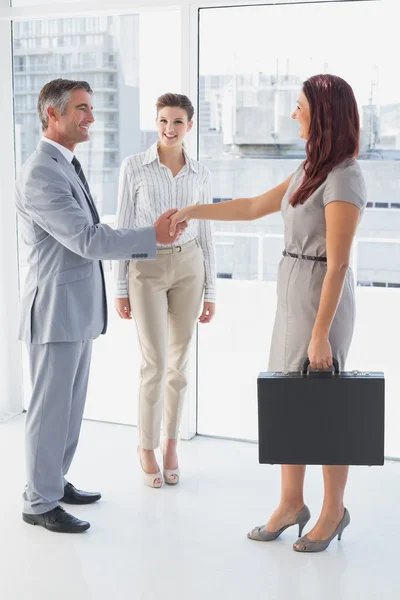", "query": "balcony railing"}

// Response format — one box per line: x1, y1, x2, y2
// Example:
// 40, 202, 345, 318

214, 231, 400, 283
